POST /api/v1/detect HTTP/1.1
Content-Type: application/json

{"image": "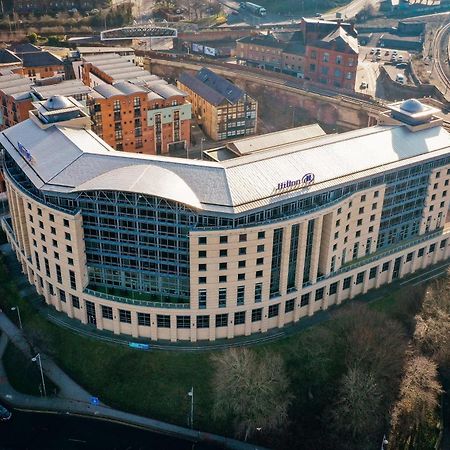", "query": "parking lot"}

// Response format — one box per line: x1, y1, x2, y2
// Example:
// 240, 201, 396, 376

356, 46, 413, 95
